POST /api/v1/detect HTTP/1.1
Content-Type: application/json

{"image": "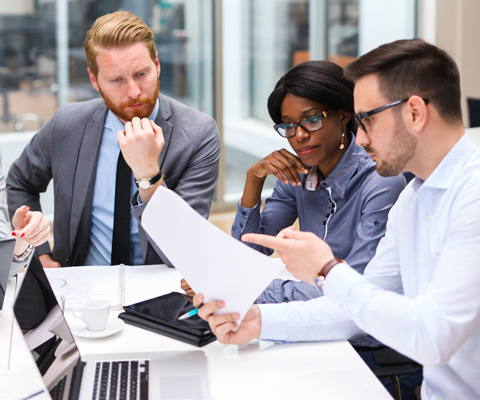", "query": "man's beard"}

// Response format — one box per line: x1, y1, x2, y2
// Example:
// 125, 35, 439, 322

100, 79, 160, 123
367, 114, 417, 177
